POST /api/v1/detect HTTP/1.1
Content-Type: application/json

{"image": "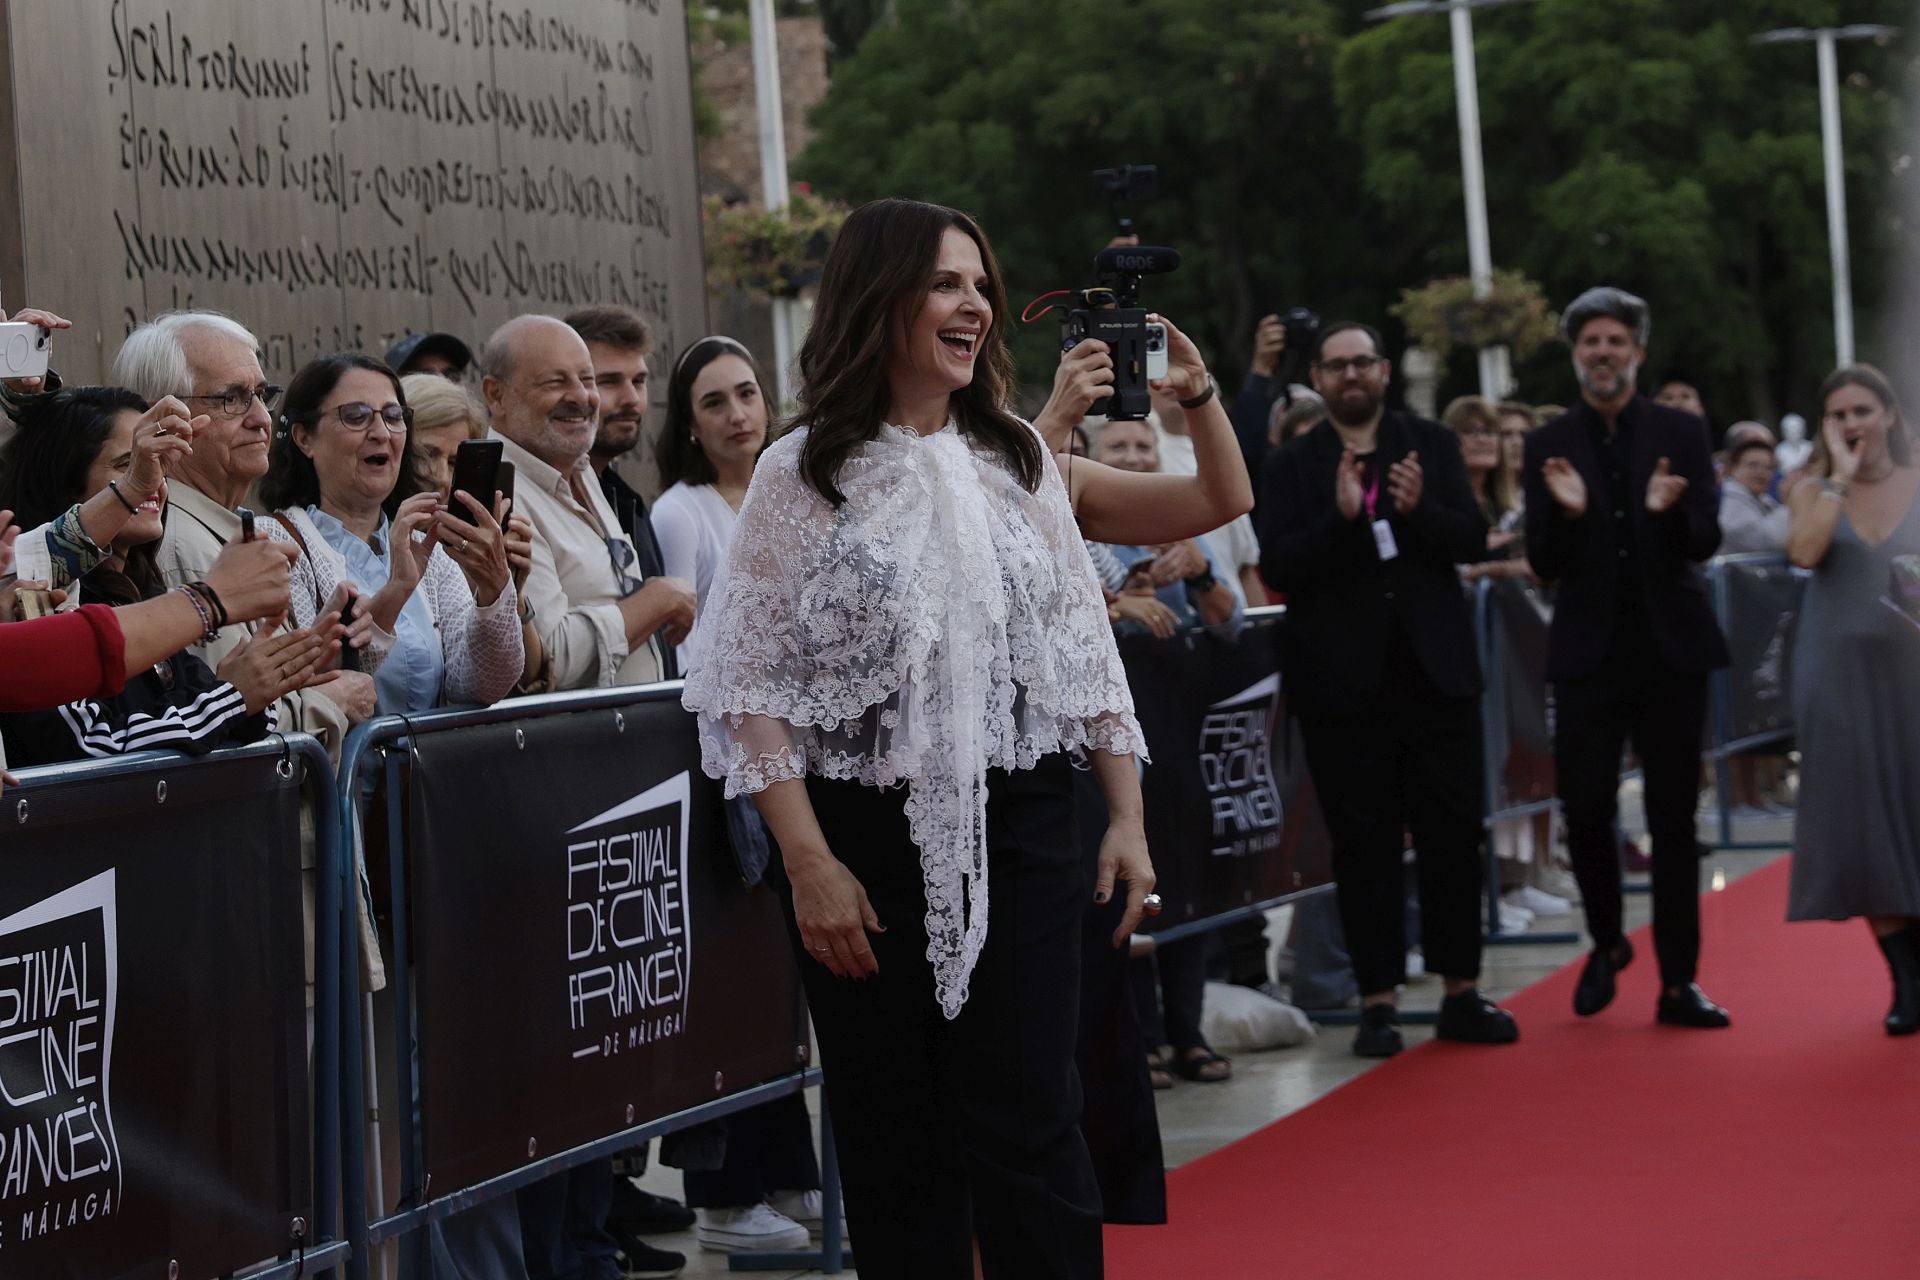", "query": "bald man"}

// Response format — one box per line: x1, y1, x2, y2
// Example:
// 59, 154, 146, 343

481, 314, 695, 693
